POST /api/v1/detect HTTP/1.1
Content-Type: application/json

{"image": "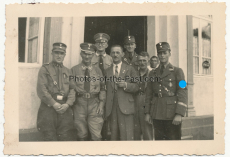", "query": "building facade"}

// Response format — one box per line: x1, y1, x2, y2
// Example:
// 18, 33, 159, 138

18, 16, 214, 140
